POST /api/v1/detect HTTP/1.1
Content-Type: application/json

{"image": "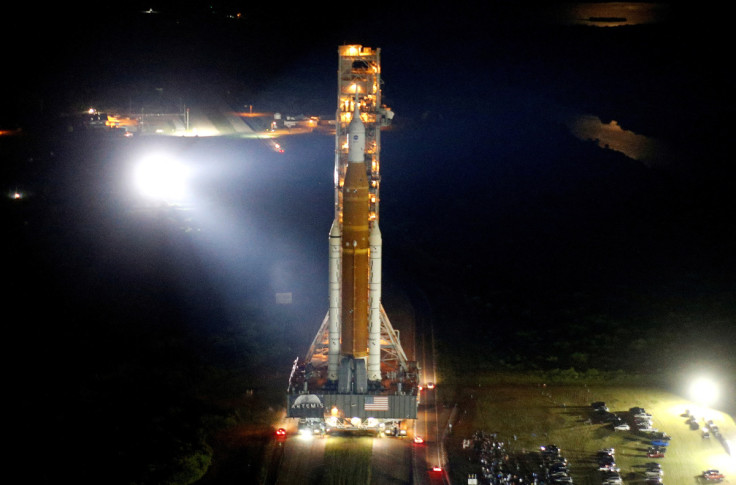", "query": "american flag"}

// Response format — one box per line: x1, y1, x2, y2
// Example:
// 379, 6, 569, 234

365, 396, 389, 411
